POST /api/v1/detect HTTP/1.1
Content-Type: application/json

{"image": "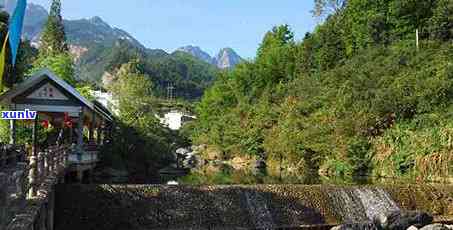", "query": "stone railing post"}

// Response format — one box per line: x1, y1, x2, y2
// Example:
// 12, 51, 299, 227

62, 146, 67, 167
15, 163, 27, 200
10, 146, 18, 166
53, 147, 58, 174
60, 147, 65, 171
48, 148, 54, 174
17, 145, 26, 162
54, 147, 60, 174
59, 147, 64, 171
38, 151, 45, 180
44, 149, 50, 178
27, 155, 38, 199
